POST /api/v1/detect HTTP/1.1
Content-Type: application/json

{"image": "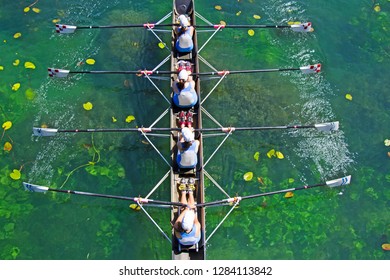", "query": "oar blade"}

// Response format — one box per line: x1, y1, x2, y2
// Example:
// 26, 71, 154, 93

315, 121, 339, 132
48, 68, 70, 78
23, 182, 49, 193
55, 24, 77, 34
33, 127, 58, 137
300, 63, 321, 74
291, 22, 314, 32
326, 175, 351, 188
